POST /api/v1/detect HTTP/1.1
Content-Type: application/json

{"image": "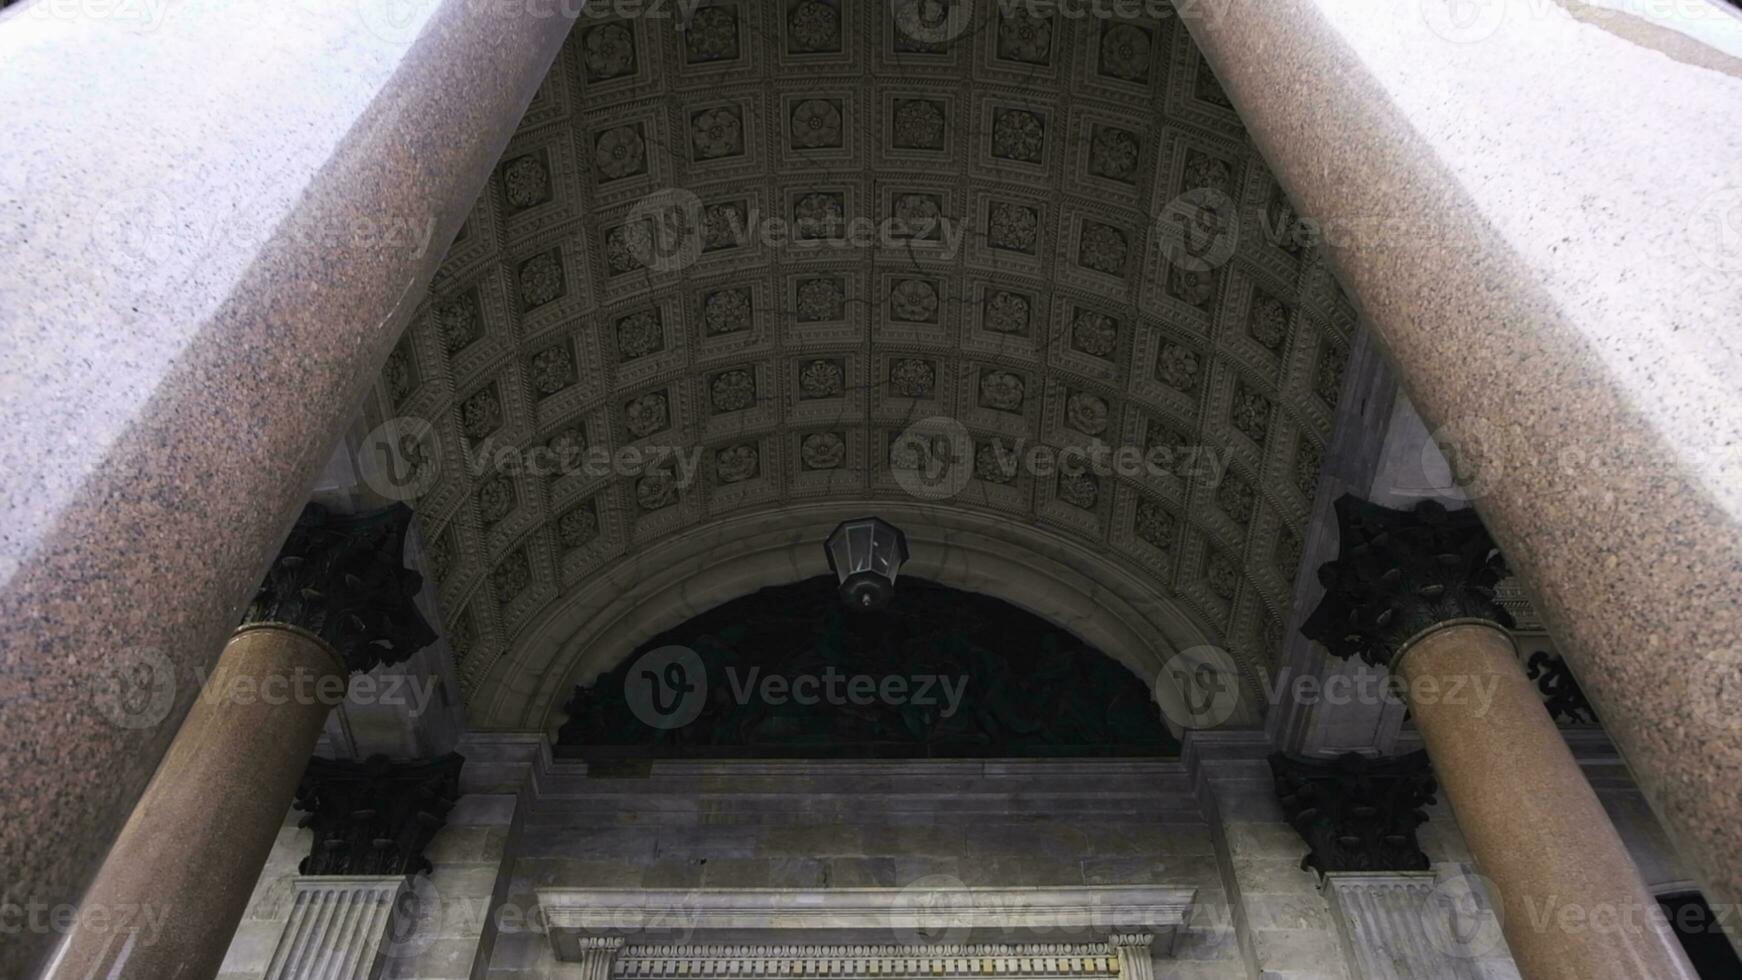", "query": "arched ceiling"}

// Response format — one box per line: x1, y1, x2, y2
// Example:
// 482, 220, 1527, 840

366, 2, 1360, 713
